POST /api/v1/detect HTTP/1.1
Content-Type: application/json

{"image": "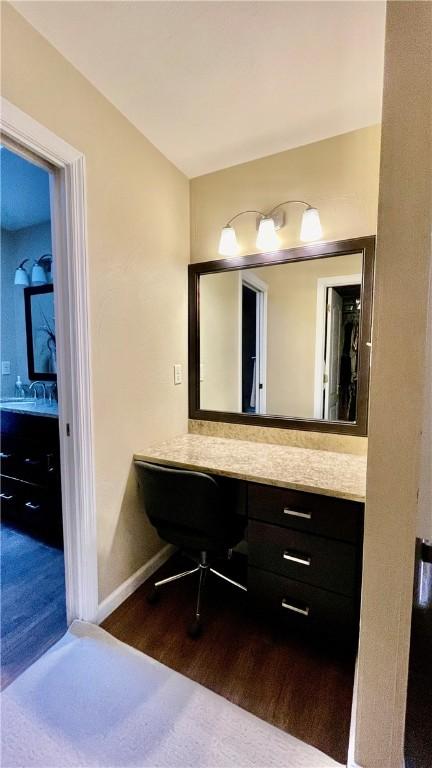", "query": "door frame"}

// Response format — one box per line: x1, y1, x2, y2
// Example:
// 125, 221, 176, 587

1, 98, 98, 623
314, 273, 362, 419
238, 271, 268, 413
